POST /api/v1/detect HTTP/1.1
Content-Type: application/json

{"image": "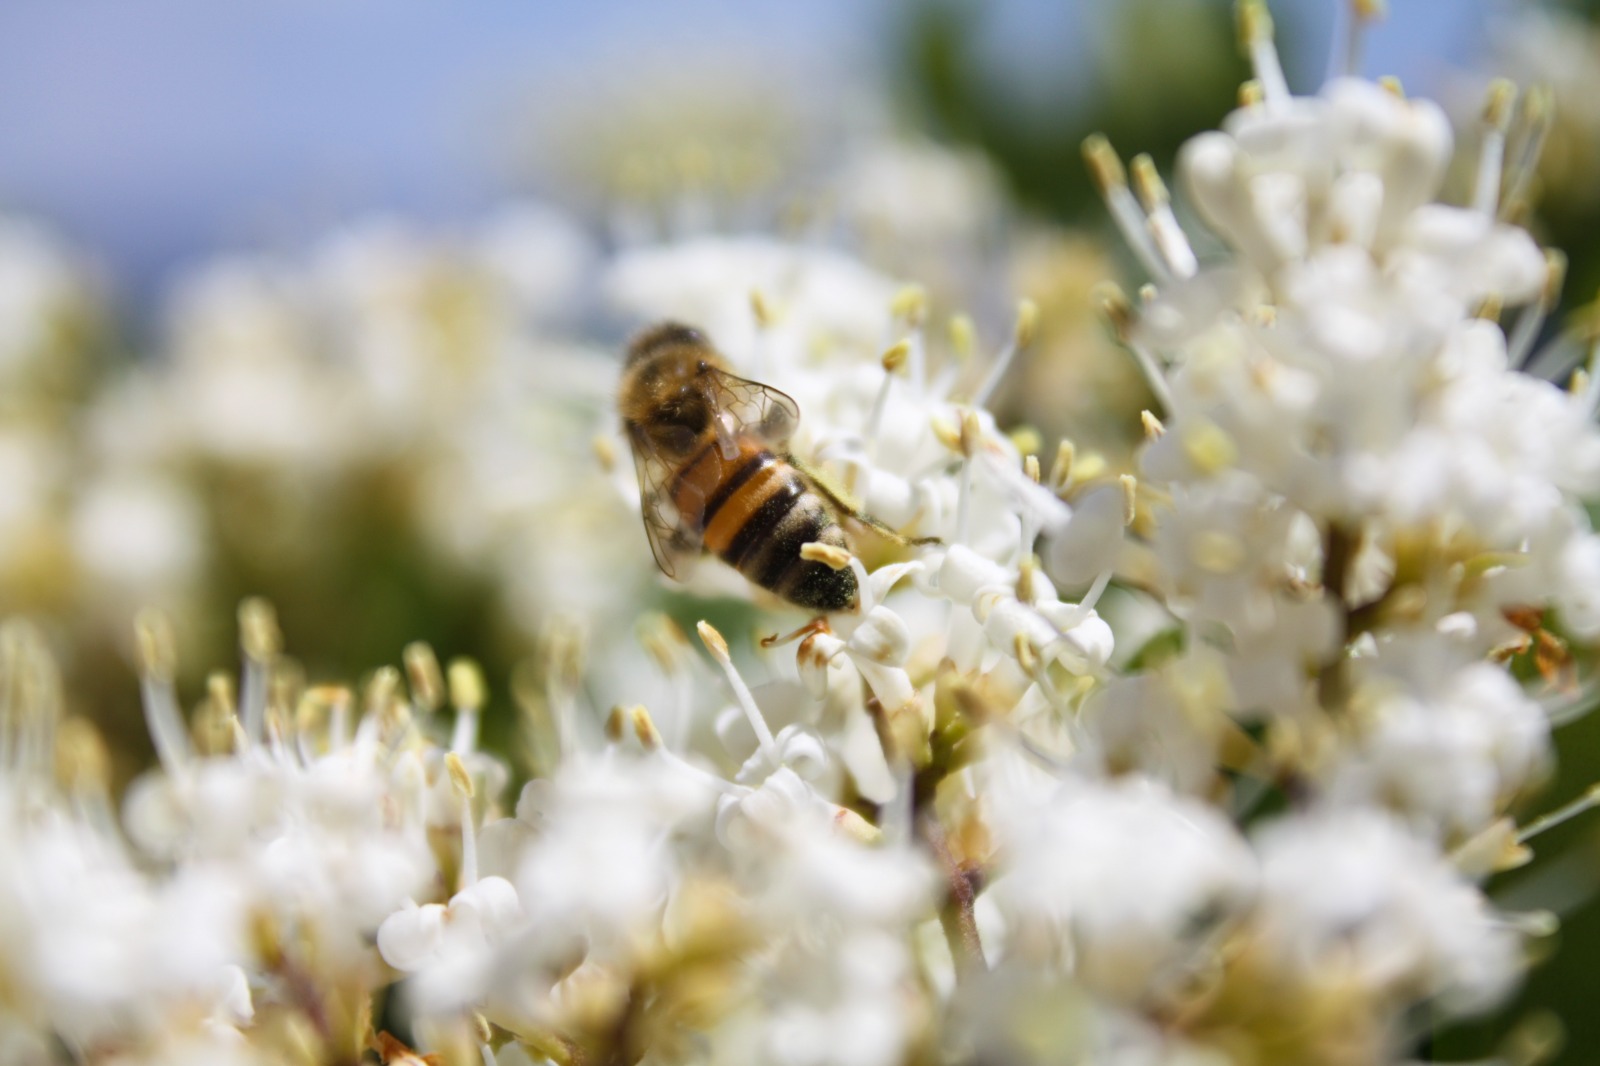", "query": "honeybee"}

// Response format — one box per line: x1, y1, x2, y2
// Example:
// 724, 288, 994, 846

618, 321, 860, 613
